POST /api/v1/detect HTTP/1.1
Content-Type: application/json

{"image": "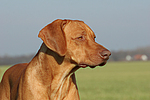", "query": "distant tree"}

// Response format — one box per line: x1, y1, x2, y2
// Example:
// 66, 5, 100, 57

109, 46, 150, 61
0, 54, 34, 65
